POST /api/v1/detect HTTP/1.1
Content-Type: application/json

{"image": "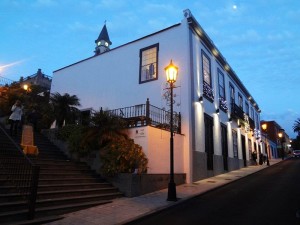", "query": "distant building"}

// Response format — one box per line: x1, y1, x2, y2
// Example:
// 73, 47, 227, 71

51, 9, 263, 183
21, 69, 52, 90
260, 120, 290, 159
